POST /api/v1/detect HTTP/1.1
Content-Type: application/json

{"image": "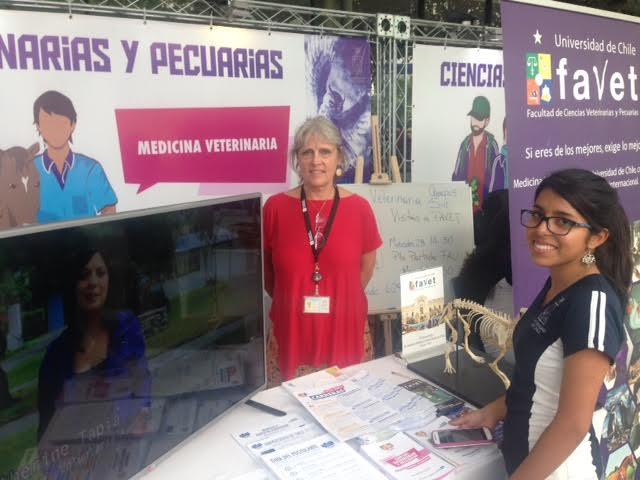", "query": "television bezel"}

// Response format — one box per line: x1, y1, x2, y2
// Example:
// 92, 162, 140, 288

0, 192, 268, 477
